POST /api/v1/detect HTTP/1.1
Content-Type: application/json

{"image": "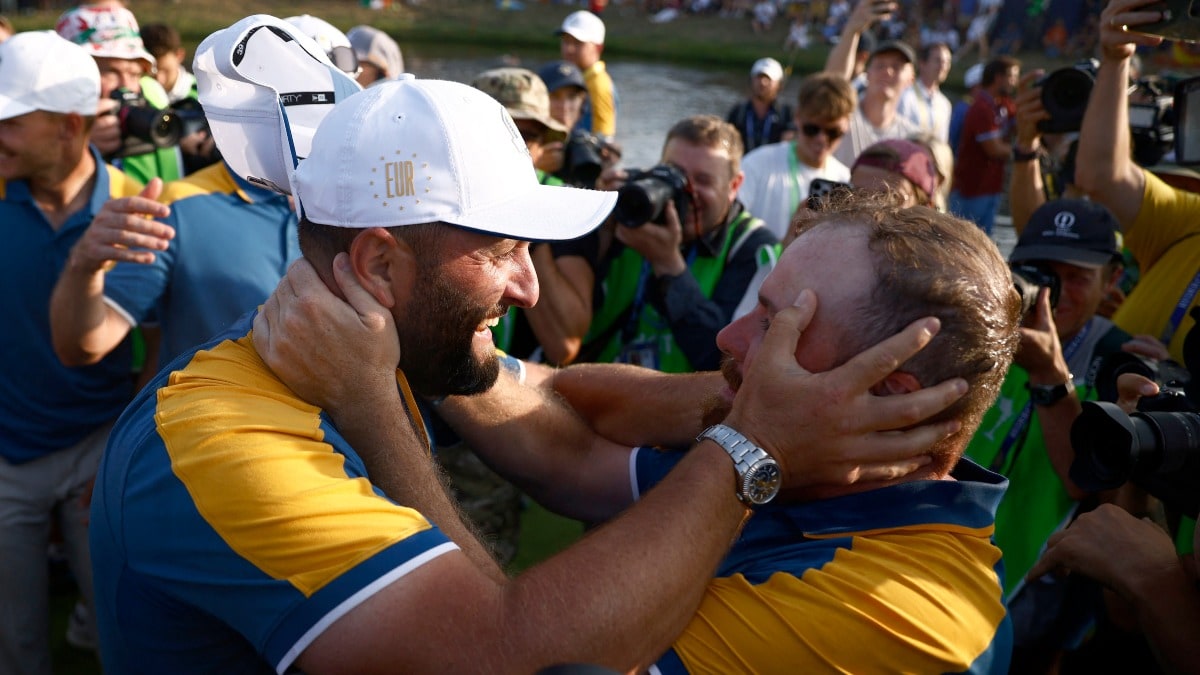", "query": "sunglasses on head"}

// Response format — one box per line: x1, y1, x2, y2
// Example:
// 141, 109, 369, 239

800, 123, 845, 141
